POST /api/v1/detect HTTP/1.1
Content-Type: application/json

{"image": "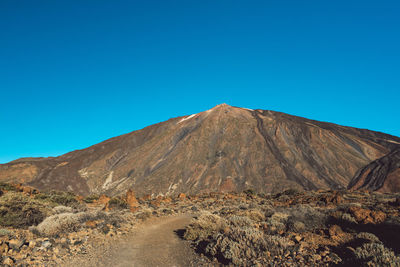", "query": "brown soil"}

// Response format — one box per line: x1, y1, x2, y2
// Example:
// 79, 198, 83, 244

65, 214, 210, 267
